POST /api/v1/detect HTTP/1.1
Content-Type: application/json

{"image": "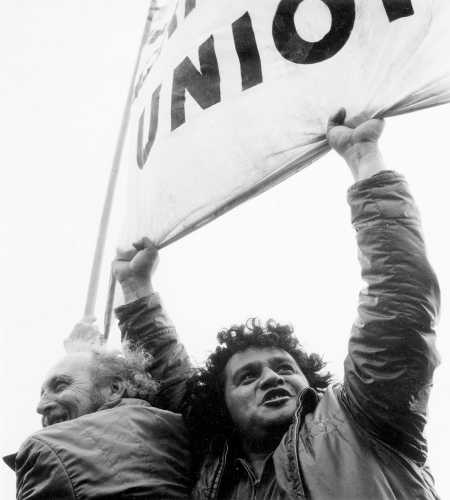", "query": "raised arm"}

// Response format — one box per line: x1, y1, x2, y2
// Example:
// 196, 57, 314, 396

114, 238, 193, 412
327, 109, 441, 465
